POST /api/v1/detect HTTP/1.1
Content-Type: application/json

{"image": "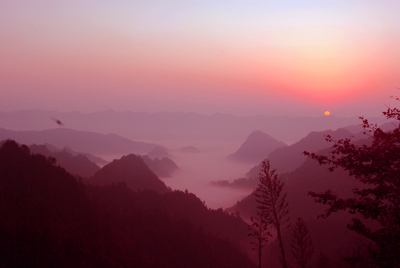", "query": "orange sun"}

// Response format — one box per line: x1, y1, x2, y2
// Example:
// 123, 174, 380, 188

324, 111, 331, 116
